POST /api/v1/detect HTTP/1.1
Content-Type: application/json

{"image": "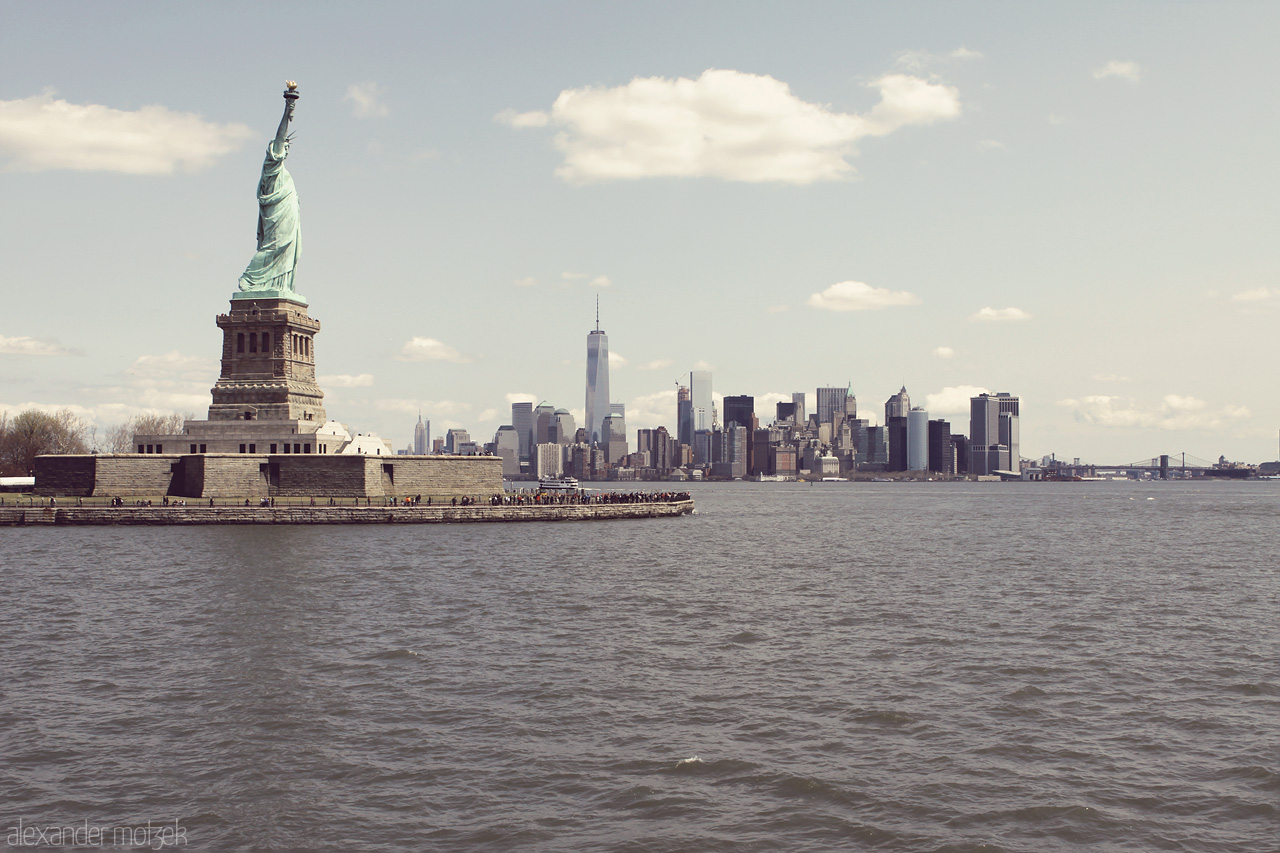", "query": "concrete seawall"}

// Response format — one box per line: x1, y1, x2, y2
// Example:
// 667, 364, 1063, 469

0, 500, 694, 526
